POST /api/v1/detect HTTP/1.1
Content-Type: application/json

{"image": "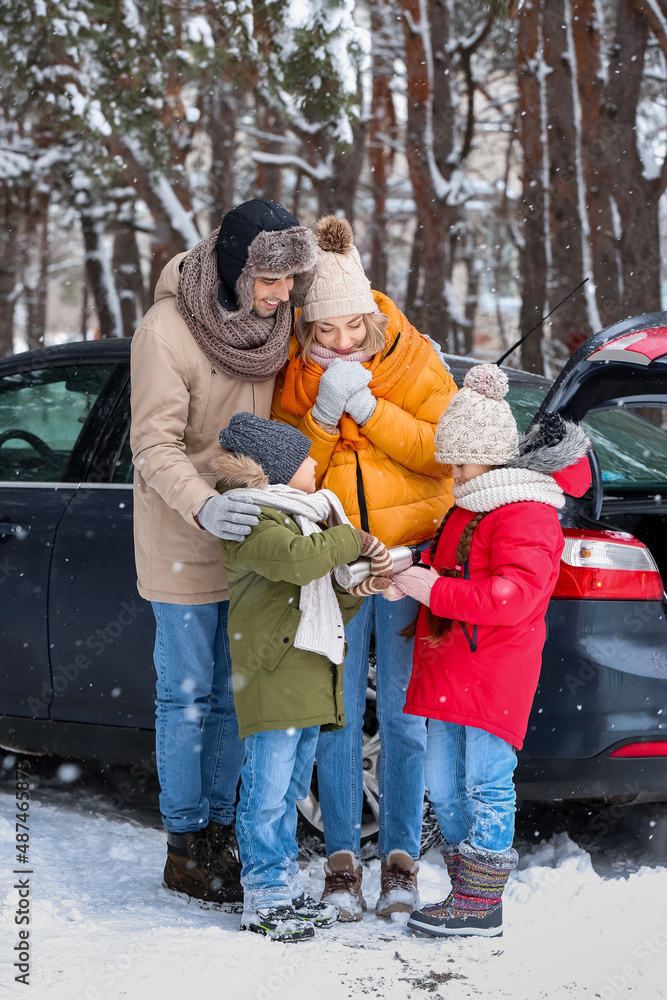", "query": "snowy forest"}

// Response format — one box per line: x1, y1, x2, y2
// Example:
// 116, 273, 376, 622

2, 0, 667, 374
